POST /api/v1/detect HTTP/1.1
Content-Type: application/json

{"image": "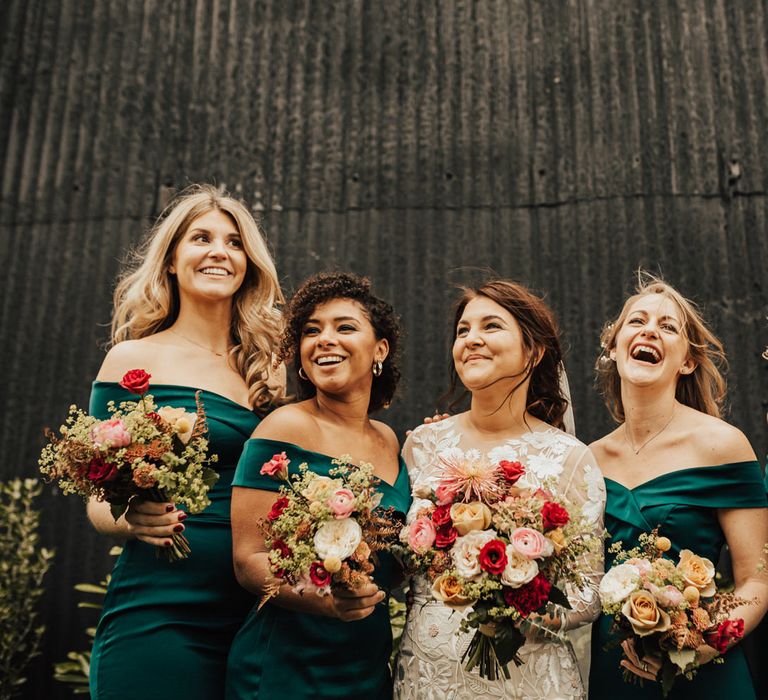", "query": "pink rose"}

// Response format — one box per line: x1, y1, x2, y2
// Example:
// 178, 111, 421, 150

509, 527, 554, 560
326, 488, 356, 519
260, 452, 290, 480
626, 557, 653, 577
408, 516, 437, 554
645, 582, 684, 608
90, 417, 131, 449
435, 483, 457, 505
